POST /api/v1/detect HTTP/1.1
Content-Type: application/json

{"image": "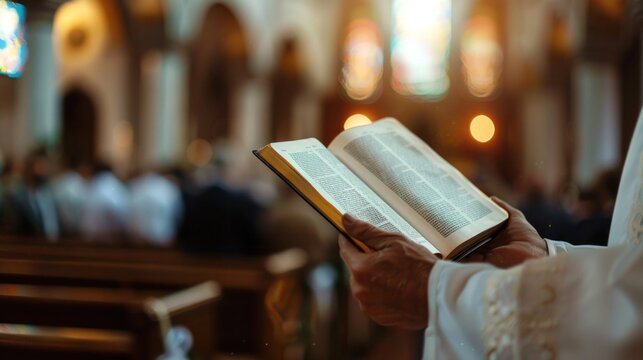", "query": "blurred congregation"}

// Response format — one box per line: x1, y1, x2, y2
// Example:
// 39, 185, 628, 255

0, 135, 623, 250
0, 0, 639, 359
0, 145, 272, 251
